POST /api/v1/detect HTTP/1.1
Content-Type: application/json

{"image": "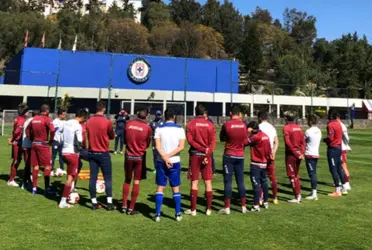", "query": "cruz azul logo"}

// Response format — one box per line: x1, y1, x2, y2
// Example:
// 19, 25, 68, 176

128, 57, 151, 84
